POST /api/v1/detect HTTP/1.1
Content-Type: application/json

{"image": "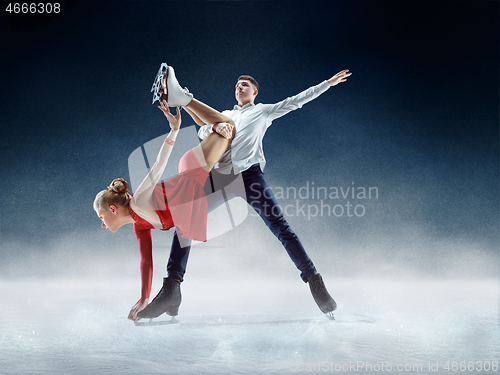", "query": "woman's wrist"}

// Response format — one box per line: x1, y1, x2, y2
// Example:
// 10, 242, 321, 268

165, 129, 178, 144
